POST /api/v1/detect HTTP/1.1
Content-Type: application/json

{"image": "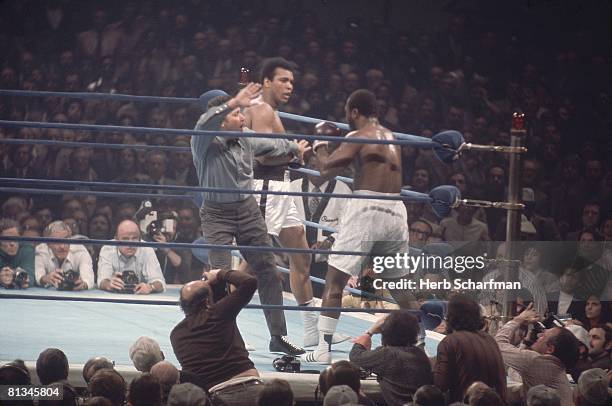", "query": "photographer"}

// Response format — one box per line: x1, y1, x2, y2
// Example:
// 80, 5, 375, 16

349, 310, 432, 406
151, 210, 188, 284
35, 220, 94, 290
495, 303, 580, 406
0, 218, 33, 289
171, 268, 262, 404
98, 219, 165, 294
